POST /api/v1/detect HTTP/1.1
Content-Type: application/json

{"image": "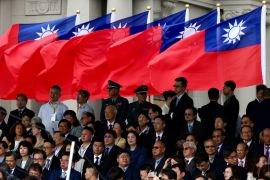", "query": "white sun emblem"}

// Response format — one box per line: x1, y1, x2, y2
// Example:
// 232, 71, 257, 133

176, 23, 201, 39
113, 22, 128, 29
72, 23, 94, 37
222, 20, 246, 44
35, 24, 58, 40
